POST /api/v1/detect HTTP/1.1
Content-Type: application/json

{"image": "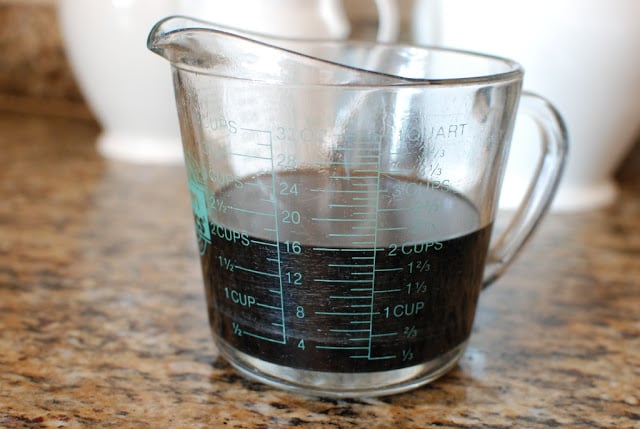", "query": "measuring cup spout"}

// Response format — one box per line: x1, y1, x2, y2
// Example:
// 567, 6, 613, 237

146, 16, 287, 80
147, 16, 408, 86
